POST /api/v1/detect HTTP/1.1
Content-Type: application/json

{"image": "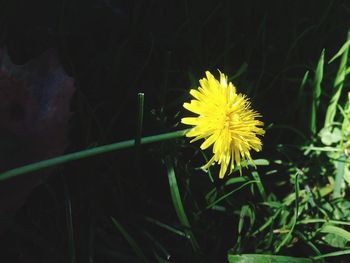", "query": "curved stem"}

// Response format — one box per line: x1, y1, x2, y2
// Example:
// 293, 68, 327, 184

0, 129, 188, 181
